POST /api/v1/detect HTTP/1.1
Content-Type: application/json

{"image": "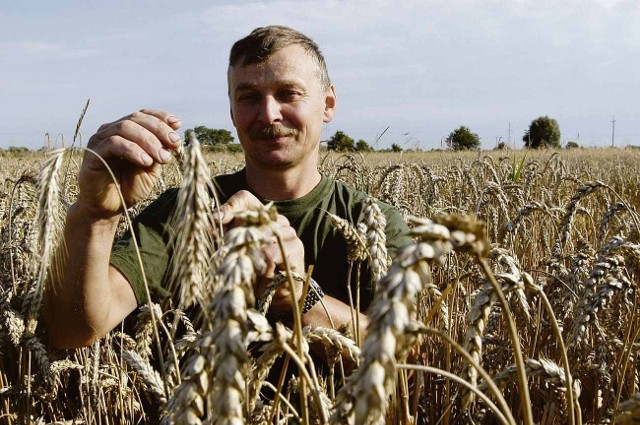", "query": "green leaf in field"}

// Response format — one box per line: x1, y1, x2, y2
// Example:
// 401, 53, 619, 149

508, 152, 527, 182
